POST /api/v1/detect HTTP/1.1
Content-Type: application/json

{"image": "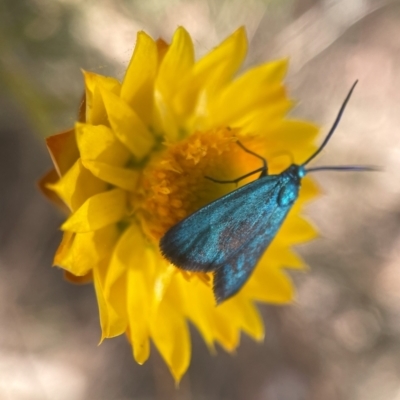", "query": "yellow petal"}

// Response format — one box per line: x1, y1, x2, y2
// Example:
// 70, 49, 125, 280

54, 226, 119, 276
127, 266, 151, 365
106, 232, 152, 361
208, 59, 288, 127
154, 27, 195, 140
46, 129, 79, 177
176, 27, 248, 128
75, 122, 131, 166
128, 327, 150, 366
121, 31, 158, 124
270, 120, 319, 144
84, 70, 121, 97
298, 175, 320, 203
184, 279, 240, 351
156, 27, 194, 101
152, 262, 175, 312
101, 87, 155, 160
266, 120, 320, 165
237, 96, 294, 135
151, 299, 191, 383
266, 244, 306, 270
54, 231, 75, 267
223, 296, 264, 341
156, 38, 169, 64
161, 260, 241, 353
64, 270, 93, 284
93, 261, 127, 340
55, 233, 91, 276
82, 160, 139, 192
193, 27, 247, 91
38, 168, 69, 212
105, 222, 147, 291
278, 214, 318, 243
240, 300, 264, 341
243, 266, 295, 303
47, 159, 106, 211
210, 305, 241, 351
61, 189, 127, 232
106, 269, 128, 337
170, 275, 216, 350
83, 71, 121, 125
